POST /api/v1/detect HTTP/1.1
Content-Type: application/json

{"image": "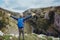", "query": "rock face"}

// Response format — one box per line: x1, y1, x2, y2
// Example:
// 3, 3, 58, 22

0, 7, 32, 35
0, 8, 19, 34
23, 6, 60, 37
0, 6, 60, 37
